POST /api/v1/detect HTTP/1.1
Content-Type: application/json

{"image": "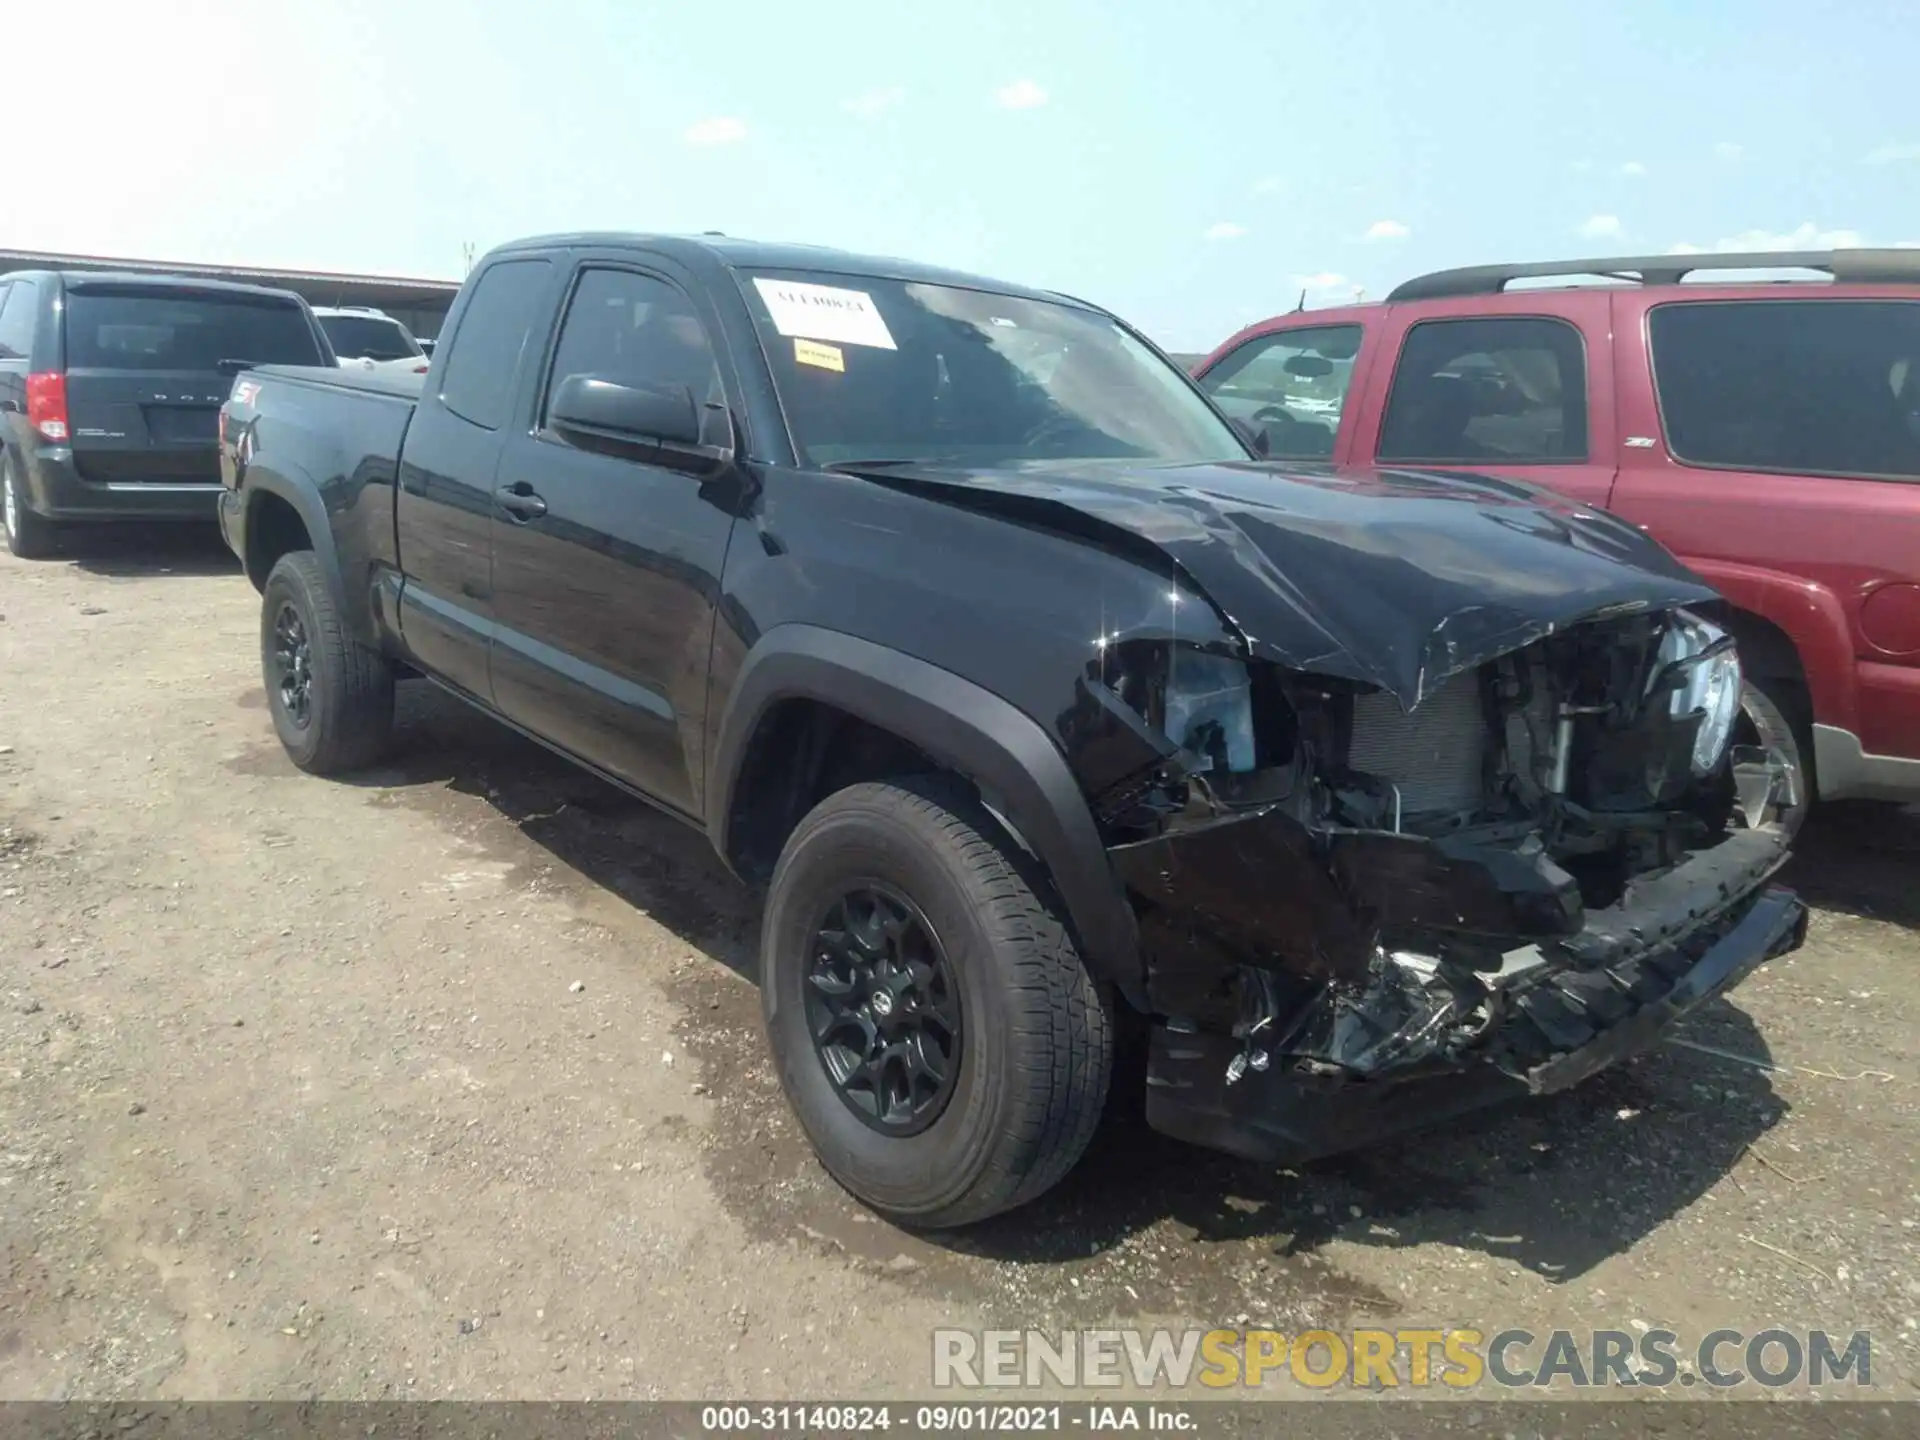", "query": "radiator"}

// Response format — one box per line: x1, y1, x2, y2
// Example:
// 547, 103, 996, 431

1347, 676, 1488, 818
